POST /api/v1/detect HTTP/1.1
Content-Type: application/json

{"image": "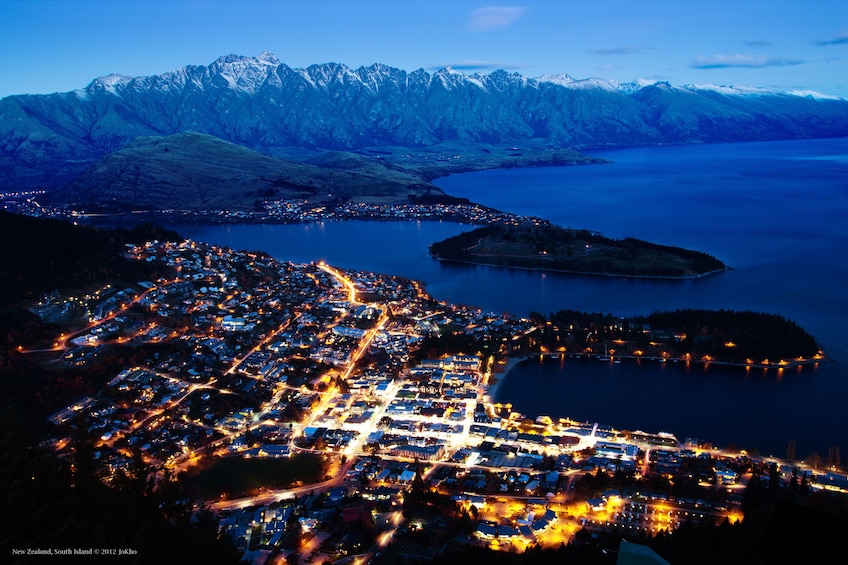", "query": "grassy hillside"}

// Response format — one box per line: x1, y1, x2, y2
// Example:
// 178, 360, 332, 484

49, 132, 441, 212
